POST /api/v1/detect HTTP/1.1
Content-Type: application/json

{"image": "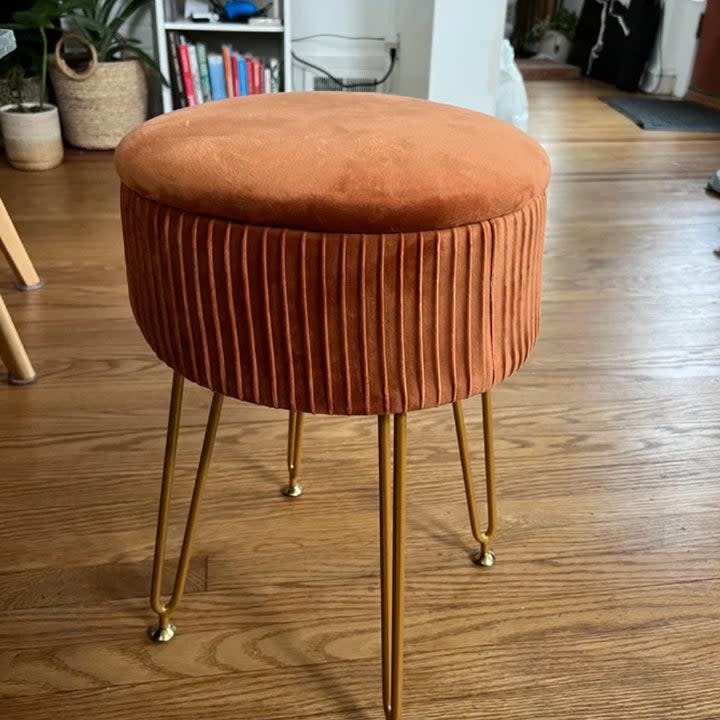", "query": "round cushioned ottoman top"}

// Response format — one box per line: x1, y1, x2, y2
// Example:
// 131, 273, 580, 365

115, 92, 549, 234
